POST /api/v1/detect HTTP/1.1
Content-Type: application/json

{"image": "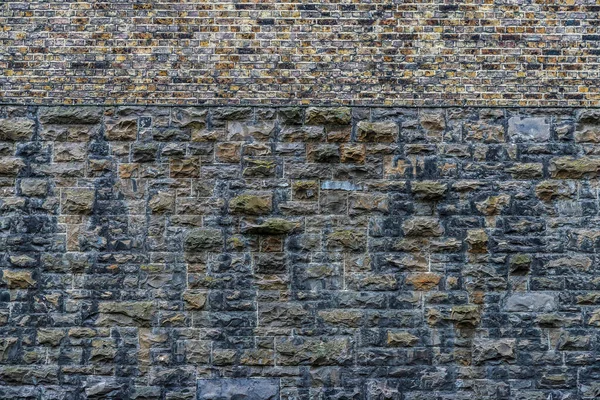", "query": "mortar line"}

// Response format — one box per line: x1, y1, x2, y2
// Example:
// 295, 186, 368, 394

1, 102, 599, 109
